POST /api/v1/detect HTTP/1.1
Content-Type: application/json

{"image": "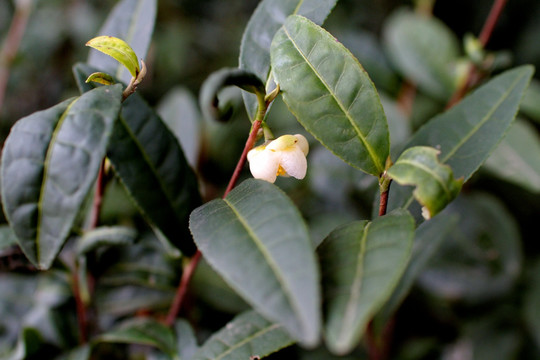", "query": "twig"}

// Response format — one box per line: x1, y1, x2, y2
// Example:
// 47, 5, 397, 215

0, 0, 33, 112
446, 0, 508, 108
